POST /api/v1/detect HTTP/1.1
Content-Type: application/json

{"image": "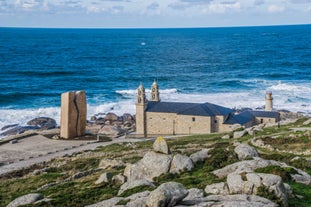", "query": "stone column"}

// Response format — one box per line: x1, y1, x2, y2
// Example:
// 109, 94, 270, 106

60, 91, 86, 139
